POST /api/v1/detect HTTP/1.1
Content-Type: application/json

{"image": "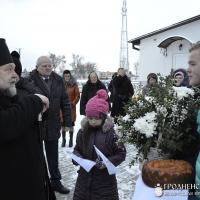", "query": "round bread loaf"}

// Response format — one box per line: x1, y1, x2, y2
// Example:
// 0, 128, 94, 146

142, 159, 193, 188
